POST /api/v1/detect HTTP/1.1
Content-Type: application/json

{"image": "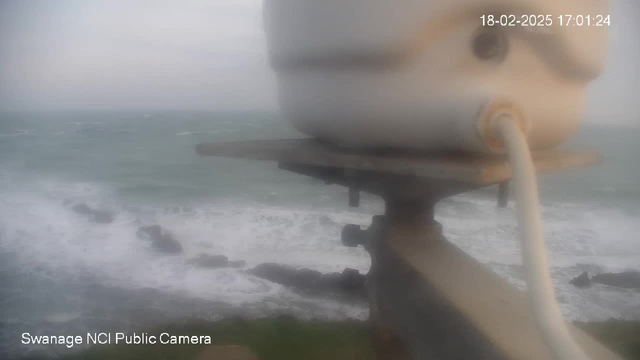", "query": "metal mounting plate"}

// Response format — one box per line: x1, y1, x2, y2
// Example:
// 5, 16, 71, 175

196, 138, 599, 185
